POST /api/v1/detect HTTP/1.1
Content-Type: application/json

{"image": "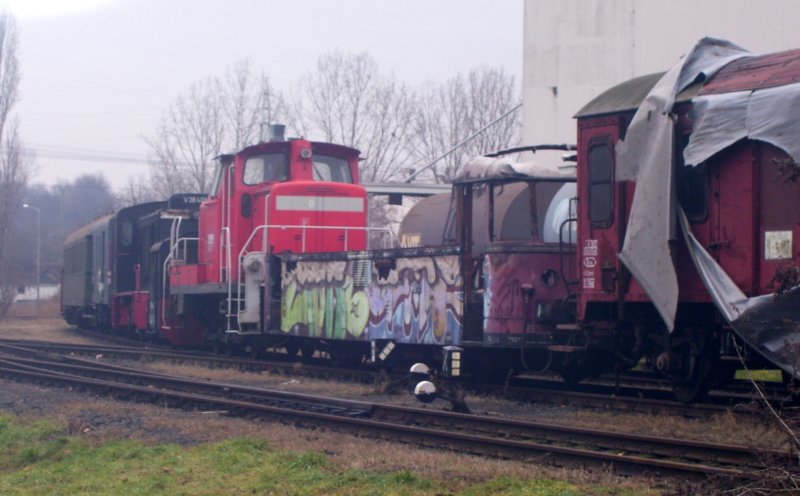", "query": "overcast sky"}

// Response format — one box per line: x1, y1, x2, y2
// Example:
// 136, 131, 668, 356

1, 0, 522, 190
